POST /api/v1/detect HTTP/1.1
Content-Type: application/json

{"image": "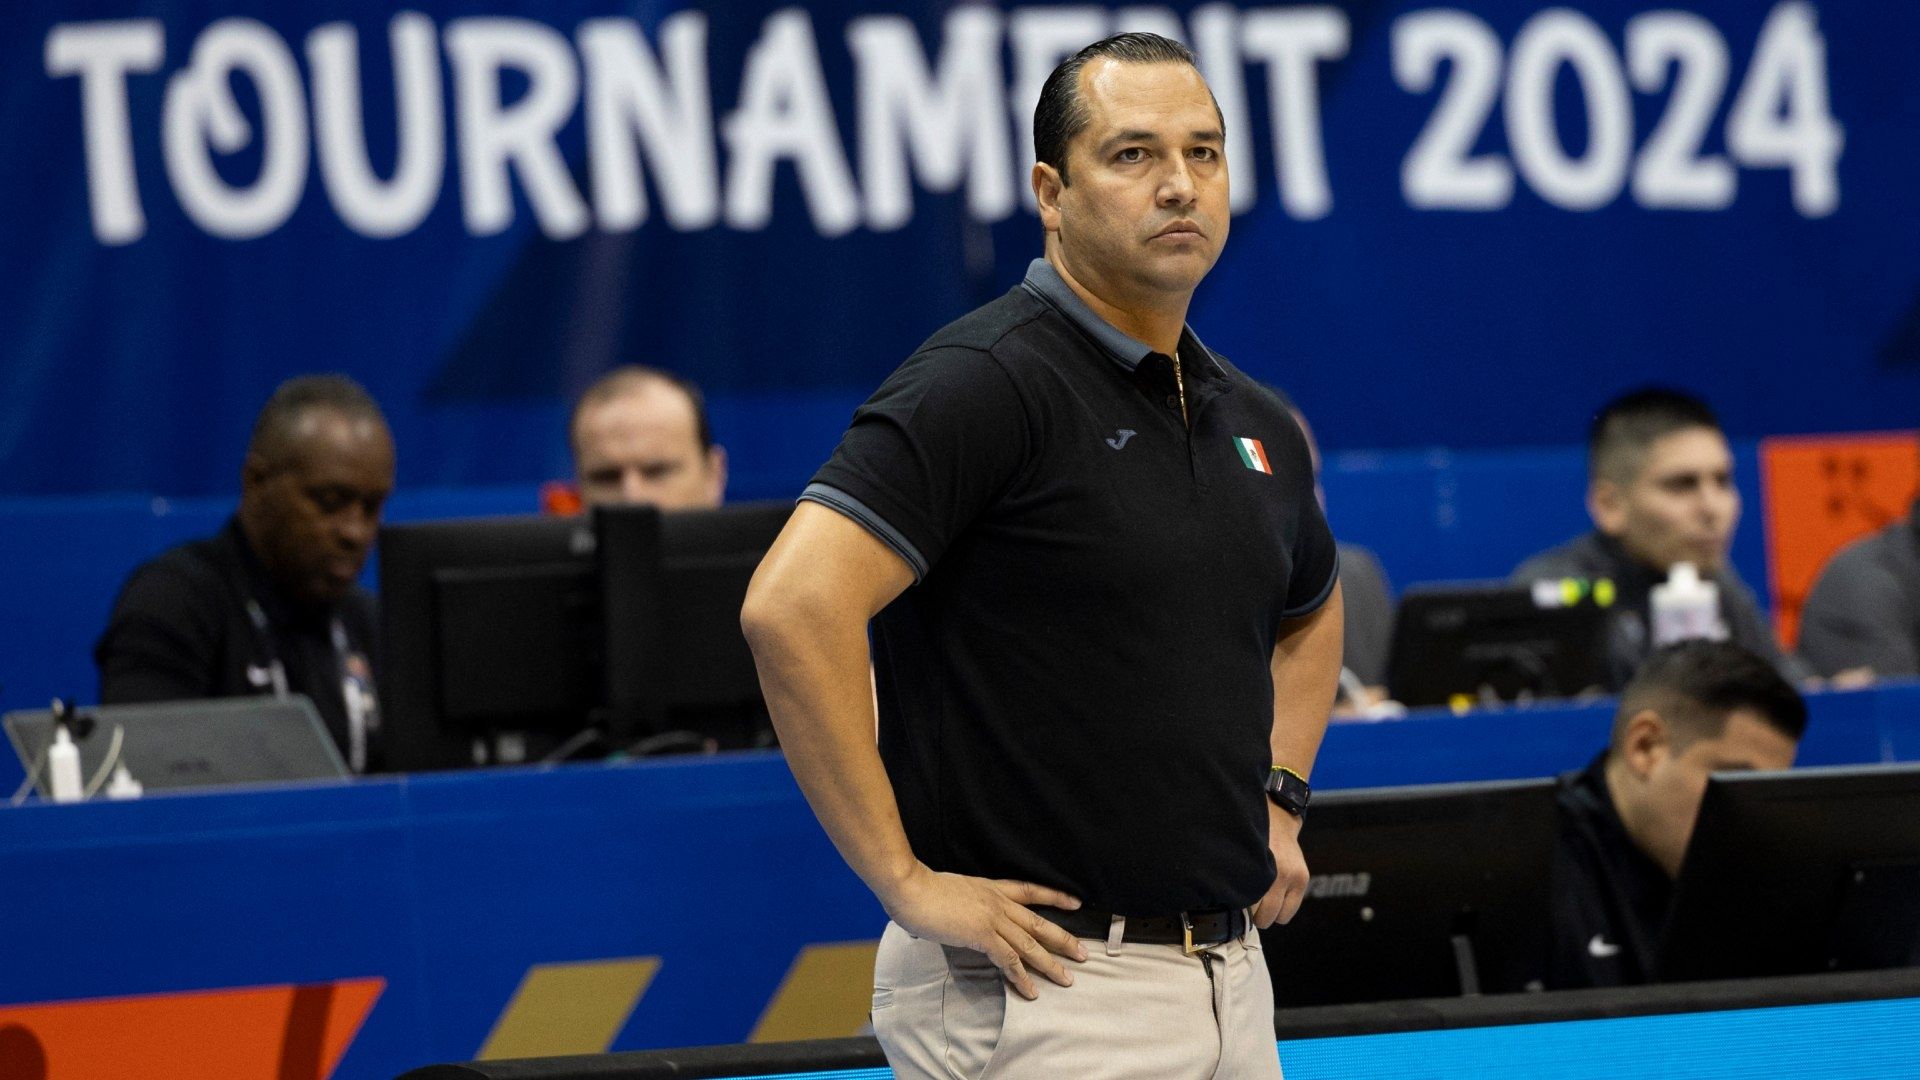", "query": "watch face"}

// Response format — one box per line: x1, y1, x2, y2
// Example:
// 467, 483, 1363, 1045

1269, 770, 1310, 813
